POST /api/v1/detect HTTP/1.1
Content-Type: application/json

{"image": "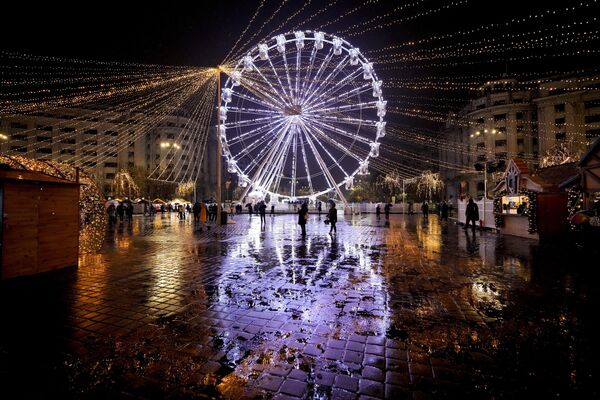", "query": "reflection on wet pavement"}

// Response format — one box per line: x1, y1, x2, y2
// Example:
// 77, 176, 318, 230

1, 213, 596, 399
